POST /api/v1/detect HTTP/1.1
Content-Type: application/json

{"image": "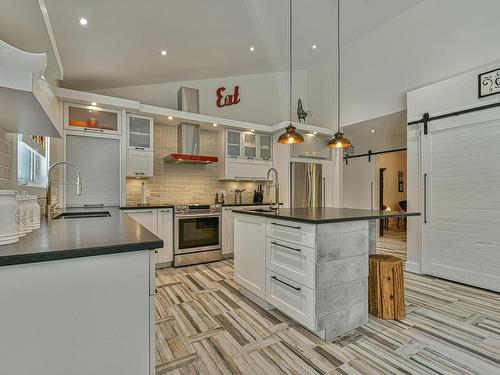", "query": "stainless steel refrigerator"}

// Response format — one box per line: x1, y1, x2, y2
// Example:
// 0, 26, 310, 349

290, 162, 324, 208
